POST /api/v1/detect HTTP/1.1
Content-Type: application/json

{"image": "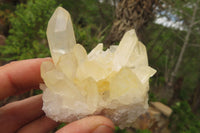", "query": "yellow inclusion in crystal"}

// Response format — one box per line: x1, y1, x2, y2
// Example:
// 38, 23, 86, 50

97, 80, 110, 95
